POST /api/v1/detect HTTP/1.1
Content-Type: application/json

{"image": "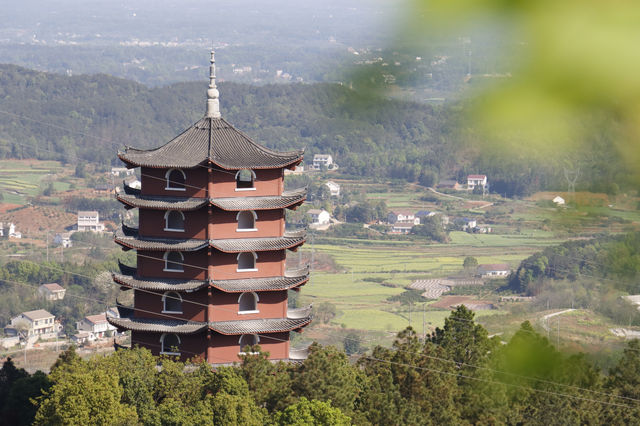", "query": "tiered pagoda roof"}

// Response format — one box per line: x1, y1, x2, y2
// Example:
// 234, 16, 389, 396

114, 225, 306, 252
116, 187, 307, 211
113, 265, 310, 293
108, 305, 312, 335
119, 117, 303, 170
